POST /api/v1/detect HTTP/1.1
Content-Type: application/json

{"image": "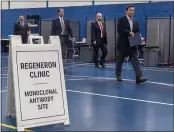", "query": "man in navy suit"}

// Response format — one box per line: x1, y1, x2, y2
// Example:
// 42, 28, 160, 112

51, 8, 74, 58
116, 5, 147, 84
91, 13, 108, 68
14, 15, 30, 44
